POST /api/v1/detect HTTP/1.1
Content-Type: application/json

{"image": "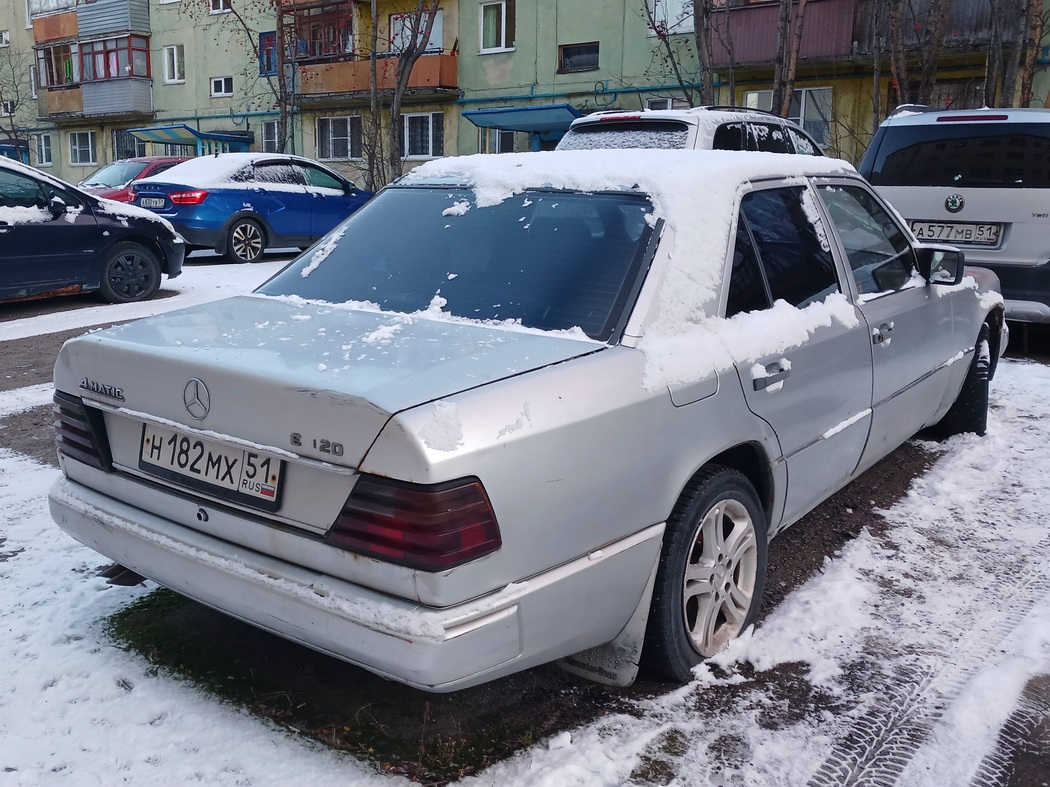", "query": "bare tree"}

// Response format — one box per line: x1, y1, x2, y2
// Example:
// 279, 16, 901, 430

780, 0, 808, 117
770, 0, 792, 116
692, 0, 715, 105
916, 0, 952, 105
385, 0, 440, 181
0, 44, 35, 162
642, 0, 699, 106
888, 0, 910, 106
